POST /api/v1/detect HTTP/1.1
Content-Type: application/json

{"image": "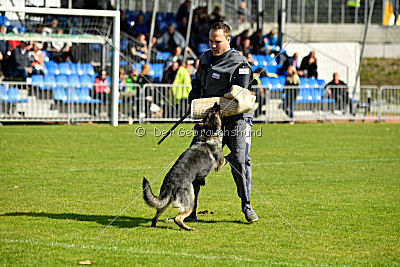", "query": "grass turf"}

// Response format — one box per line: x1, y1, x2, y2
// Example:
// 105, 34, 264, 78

0, 123, 399, 265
